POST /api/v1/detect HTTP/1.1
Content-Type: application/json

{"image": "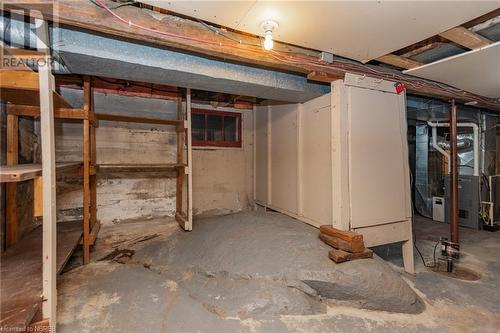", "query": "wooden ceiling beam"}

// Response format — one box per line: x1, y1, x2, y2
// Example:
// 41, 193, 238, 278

439, 26, 492, 49
375, 54, 424, 70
